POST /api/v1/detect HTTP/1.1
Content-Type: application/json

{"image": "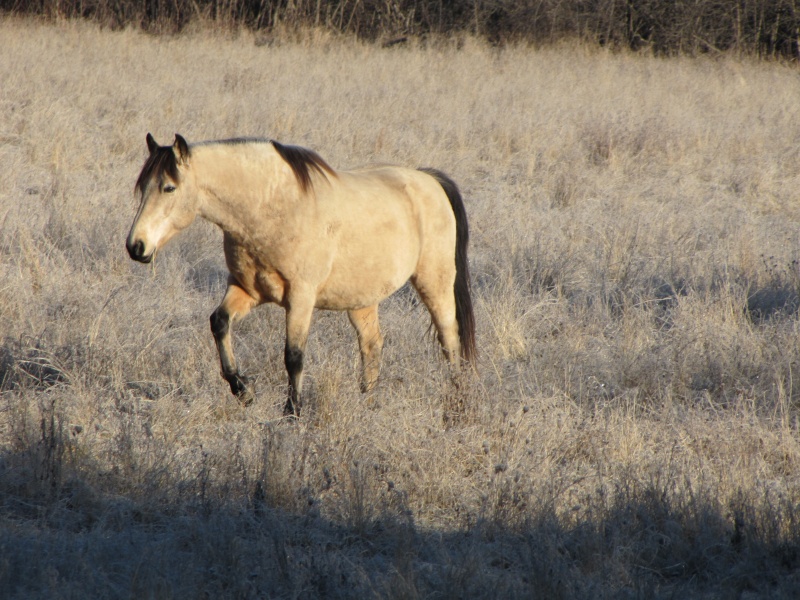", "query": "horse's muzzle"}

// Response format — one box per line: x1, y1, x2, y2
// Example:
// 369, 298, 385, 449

126, 239, 153, 263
